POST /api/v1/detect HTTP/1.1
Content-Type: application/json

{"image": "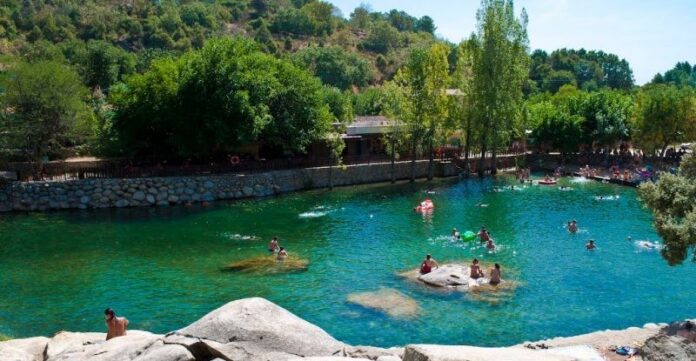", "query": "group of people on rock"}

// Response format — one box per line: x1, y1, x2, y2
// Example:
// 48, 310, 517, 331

268, 236, 288, 260
419, 256, 501, 286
